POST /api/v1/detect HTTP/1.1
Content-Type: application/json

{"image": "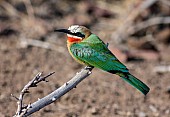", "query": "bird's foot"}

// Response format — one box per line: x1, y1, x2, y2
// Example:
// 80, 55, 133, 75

84, 66, 94, 70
